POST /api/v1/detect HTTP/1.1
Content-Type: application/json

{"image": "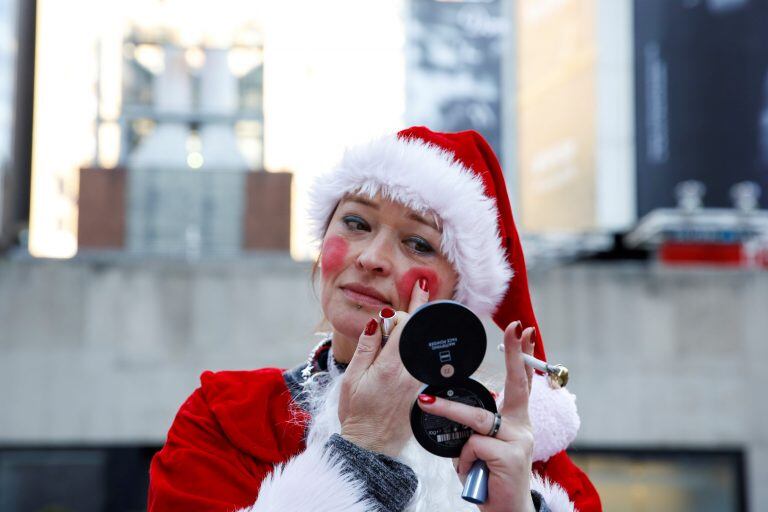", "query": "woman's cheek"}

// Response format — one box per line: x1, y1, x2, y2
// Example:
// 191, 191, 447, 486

320, 236, 348, 277
396, 267, 440, 304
